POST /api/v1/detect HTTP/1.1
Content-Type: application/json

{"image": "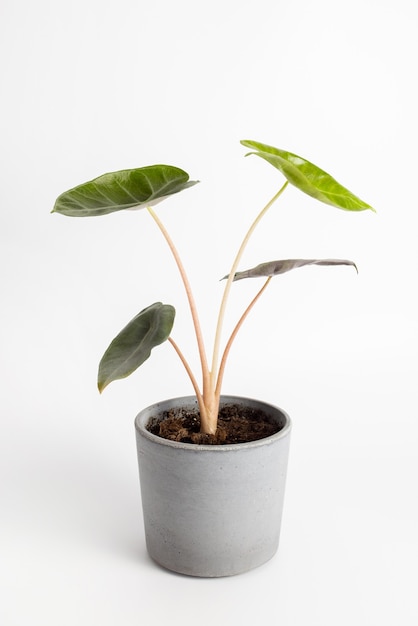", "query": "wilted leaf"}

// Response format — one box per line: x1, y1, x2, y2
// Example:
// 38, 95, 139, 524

241, 140, 374, 212
52, 165, 198, 217
223, 258, 358, 281
97, 302, 175, 392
